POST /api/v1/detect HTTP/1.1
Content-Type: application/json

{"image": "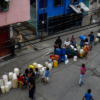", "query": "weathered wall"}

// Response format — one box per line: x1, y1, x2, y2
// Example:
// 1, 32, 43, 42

0, 0, 30, 27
